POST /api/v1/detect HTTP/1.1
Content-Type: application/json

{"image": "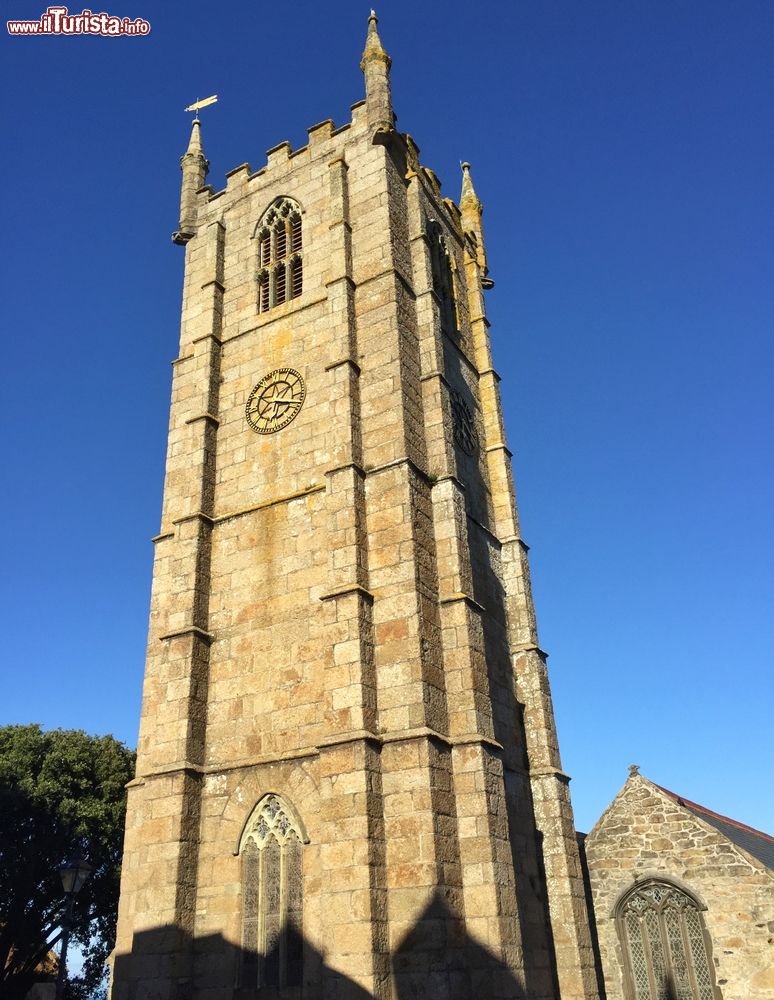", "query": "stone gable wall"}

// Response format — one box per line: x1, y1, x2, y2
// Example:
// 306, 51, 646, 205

584, 776, 774, 1000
